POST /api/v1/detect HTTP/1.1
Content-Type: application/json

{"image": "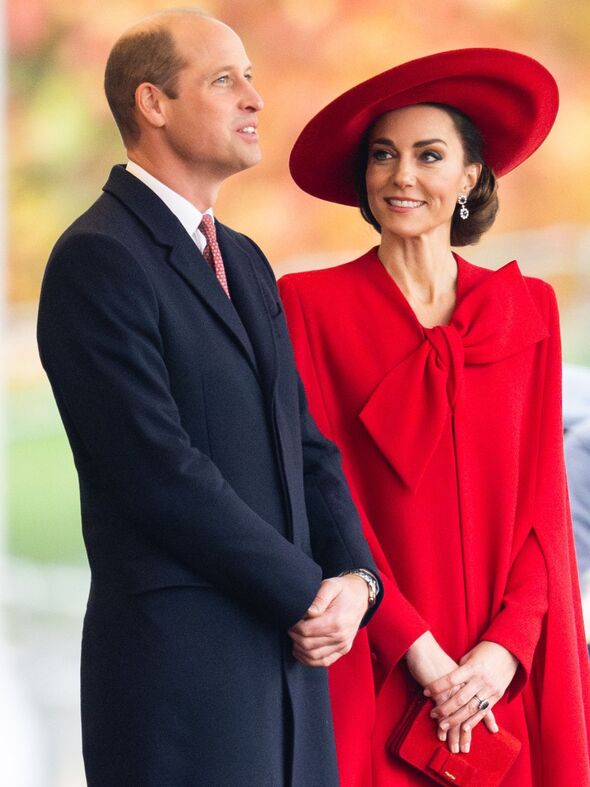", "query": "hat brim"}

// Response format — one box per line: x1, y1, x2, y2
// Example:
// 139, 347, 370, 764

289, 48, 559, 206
